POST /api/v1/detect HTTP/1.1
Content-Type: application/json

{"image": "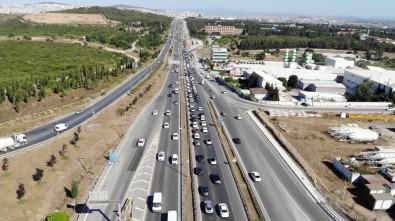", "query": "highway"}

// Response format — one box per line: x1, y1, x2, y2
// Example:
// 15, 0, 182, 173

183, 40, 248, 220
78, 19, 184, 221
189, 64, 334, 220
0, 19, 178, 156
144, 23, 183, 221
